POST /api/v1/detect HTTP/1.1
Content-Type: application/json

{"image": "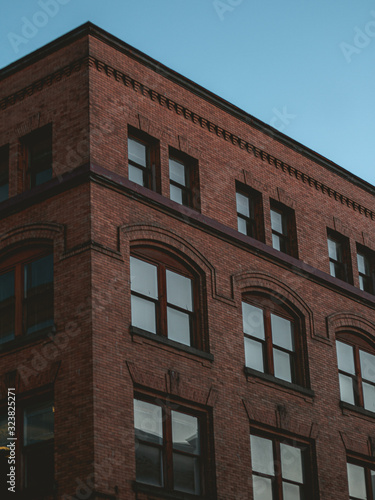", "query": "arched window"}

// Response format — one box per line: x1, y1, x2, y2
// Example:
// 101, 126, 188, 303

336, 333, 375, 413
242, 295, 307, 387
0, 247, 53, 344
130, 247, 205, 351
